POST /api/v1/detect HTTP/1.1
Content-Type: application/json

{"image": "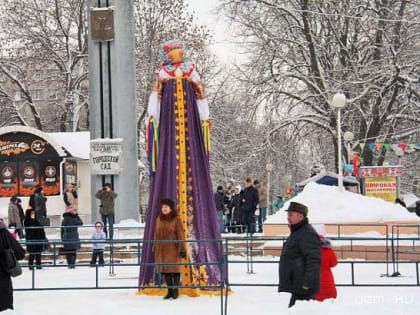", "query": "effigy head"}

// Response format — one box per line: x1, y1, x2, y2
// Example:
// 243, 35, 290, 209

160, 39, 185, 65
